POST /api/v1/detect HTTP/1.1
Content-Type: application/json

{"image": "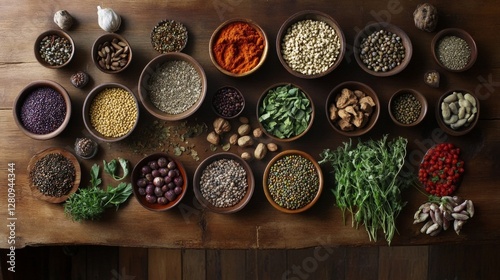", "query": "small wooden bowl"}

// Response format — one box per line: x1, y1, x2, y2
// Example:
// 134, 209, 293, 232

209, 18, 268, 77
131, 153, 188, 212
263, 150, 323, 214
276, 10, 346, 79
138, 52, 207, 121
431, 28, 477, 72
325, 81, 380, 137
28, 147, 81, 204
436, 89, 480, 136
92, 33, 132, 74
193, 153, 255, 214
150, 19, 188, 53
354, 23, 412, 77
211, 86, 245, 119
34, 29, 74, 69
257, 83, 315, 142
388, 89, 428, 127
82, 83, 139, 142
13, 80, 72, 140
